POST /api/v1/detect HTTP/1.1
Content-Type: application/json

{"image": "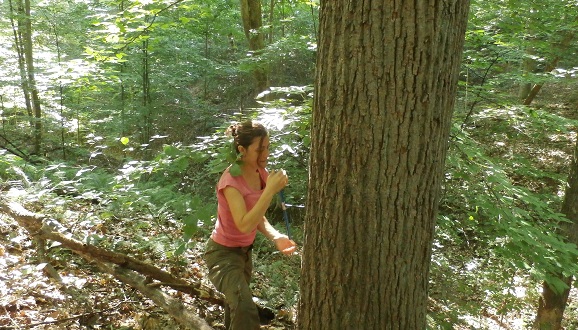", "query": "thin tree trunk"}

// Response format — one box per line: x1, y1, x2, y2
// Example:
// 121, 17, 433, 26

534, 140, 578, 329
523, 32, 575, 105
120, 61, 126, 137
309, 2, 318, 43
518, 47, 537, 100
267, 0, 275, 43
280, 0, 285, 38
240, 0, 268, 93
22, 0, 43, 155
522, 57, 561, 106
141, 38, 152, 148
47, 19, 66, 159
8, 0, 33, 125
142, 38, 151, 107
204, 21, 209, 99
